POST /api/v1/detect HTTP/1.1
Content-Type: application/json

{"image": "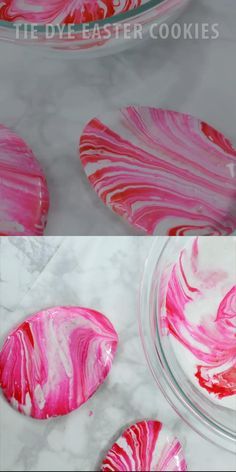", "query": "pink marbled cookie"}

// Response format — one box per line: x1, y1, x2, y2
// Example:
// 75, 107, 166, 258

101, 420, 187, 471
0, 306, 118, 419
0, 124, 49, 235
79, 107, 236, 236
